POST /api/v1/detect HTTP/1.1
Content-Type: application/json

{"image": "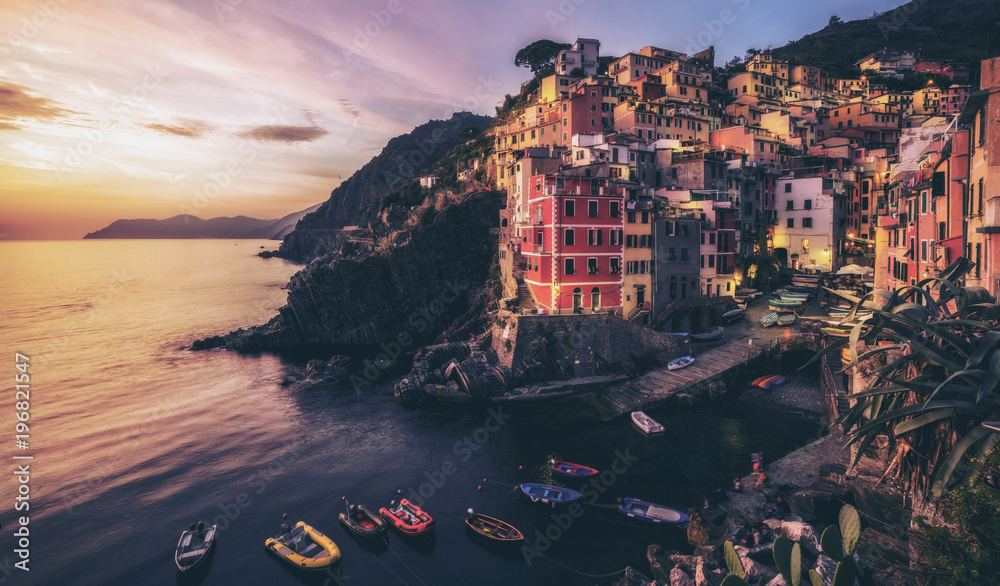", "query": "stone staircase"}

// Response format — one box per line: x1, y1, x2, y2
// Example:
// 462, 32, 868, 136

626, 305, 649, 323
